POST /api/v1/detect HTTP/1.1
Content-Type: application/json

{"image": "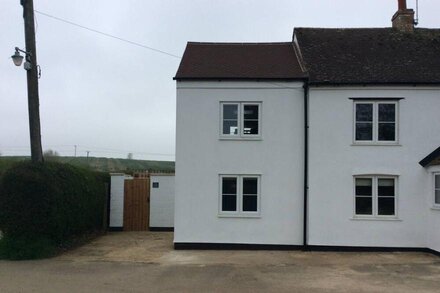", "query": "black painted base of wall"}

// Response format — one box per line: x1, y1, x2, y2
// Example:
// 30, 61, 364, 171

307, 245, 440, 255
108, 227, 174, 232
149, 227, 174, 232
174, 243, 440, 256
174, 243, 303, 250
427, 248, 440, 257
